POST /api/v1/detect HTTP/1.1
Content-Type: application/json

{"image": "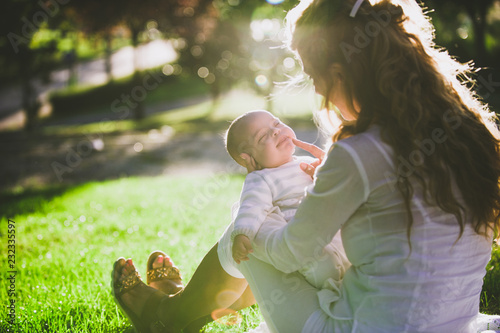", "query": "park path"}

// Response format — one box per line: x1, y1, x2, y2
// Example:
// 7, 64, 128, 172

0, 121, 321, 192
0, 84, 323, 192
0, 39, 177, 131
